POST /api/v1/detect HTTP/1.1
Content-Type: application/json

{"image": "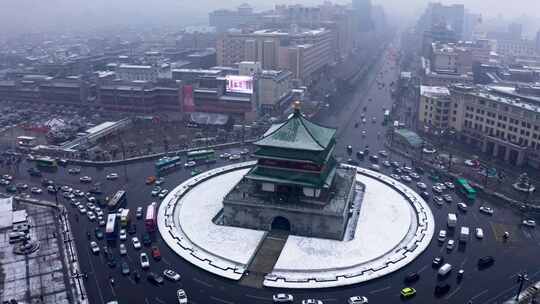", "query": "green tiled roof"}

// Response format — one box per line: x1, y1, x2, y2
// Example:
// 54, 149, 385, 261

254, 110, 336, 151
